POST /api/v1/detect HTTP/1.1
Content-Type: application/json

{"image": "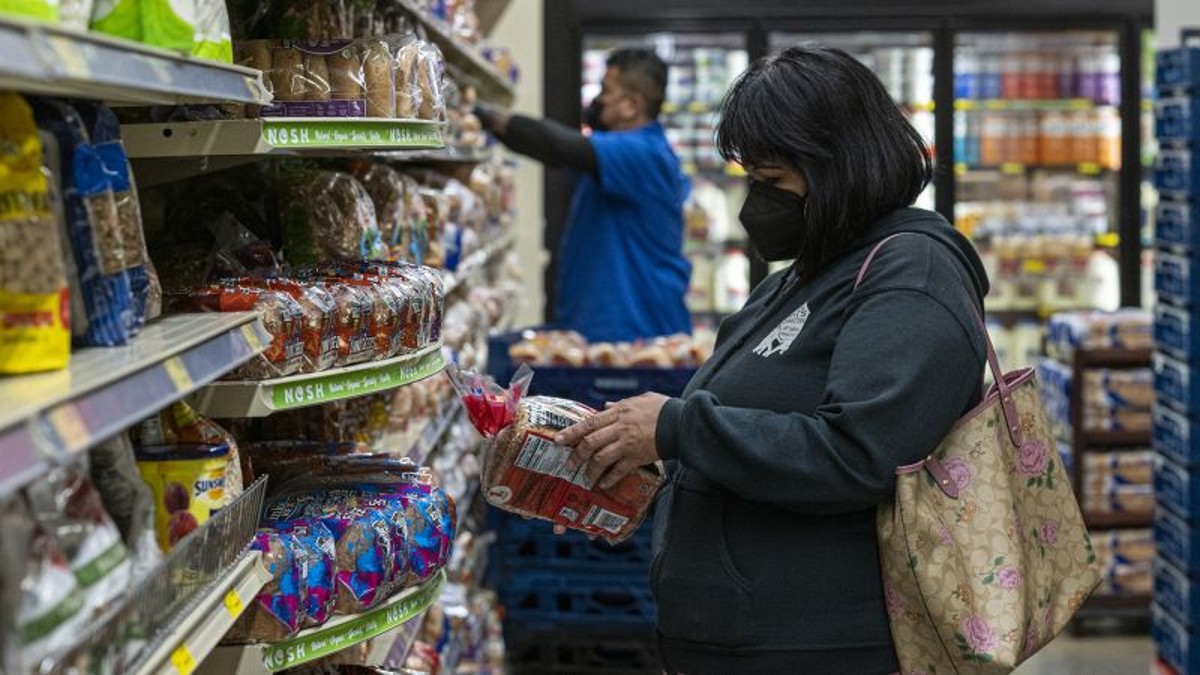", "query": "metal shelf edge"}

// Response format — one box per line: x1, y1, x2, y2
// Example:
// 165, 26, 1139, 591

134, 551, 271, 675
0, 313, 265, 498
